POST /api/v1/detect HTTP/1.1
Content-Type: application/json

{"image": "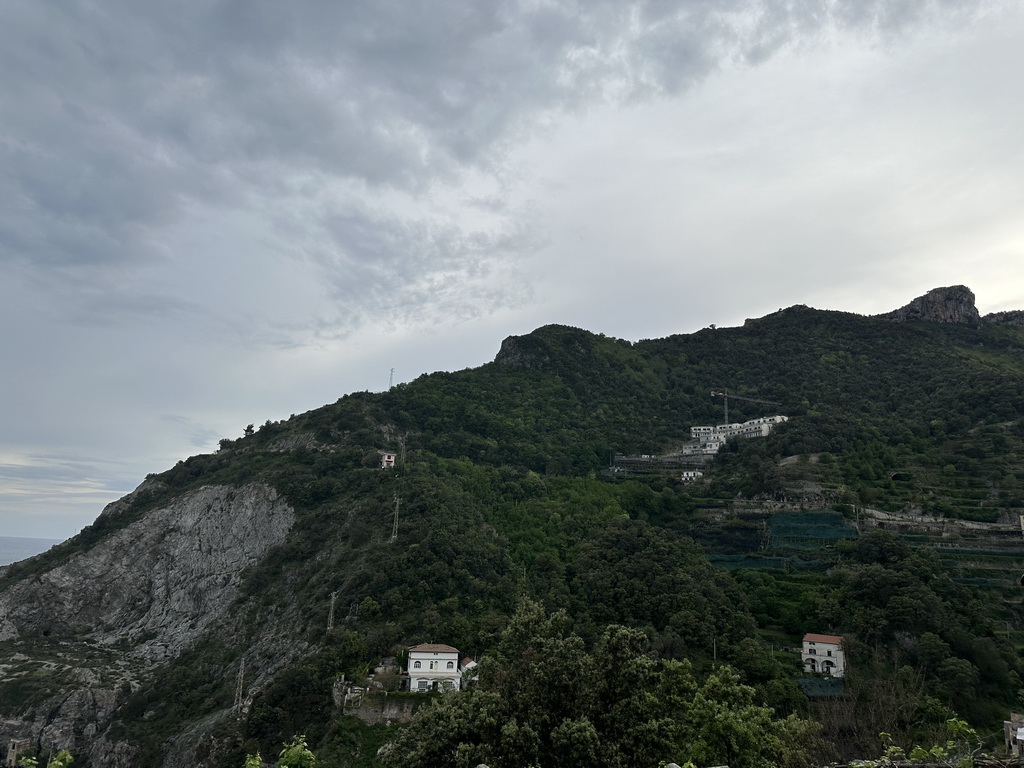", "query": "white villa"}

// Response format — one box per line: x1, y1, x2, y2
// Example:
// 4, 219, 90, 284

801, 633, 845, 677
407, 643, 461, 692
378, 450, 397, 469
